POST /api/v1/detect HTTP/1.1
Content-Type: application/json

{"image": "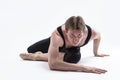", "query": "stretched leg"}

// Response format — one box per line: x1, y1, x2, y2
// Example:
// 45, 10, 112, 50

20, 51, 48, 61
